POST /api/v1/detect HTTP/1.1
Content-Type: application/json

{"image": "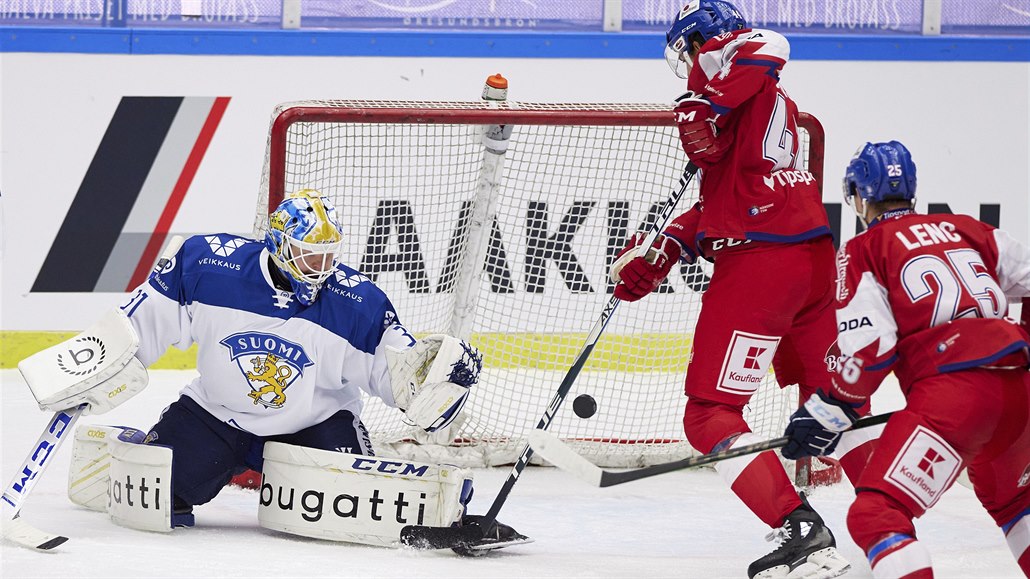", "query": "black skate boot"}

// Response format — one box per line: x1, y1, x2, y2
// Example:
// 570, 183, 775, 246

747, 492, 850, 579
449, 515, 533, 557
